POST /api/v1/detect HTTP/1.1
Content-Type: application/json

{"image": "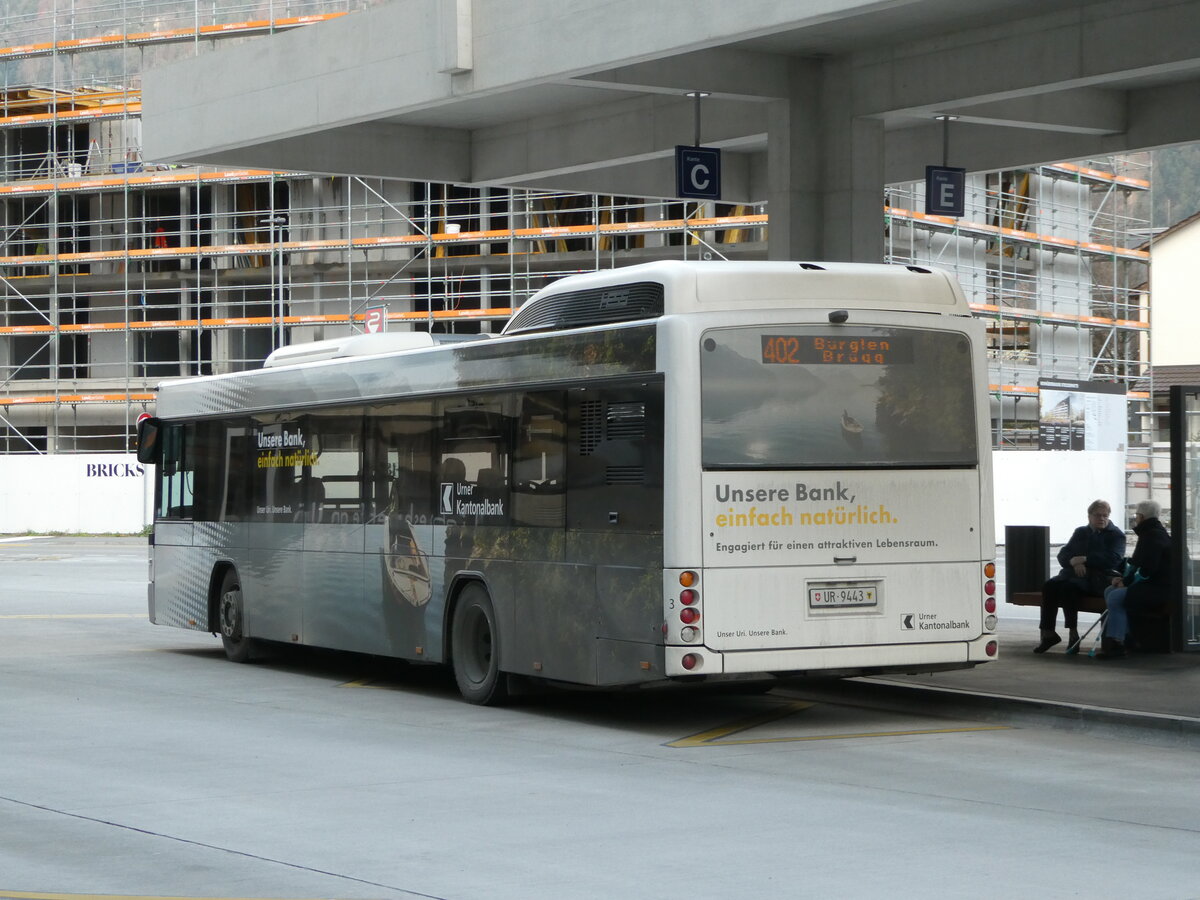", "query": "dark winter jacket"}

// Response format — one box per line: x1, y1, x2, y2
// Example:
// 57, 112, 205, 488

1052, 520, 1125, 593
1125, 516, 1172, 610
